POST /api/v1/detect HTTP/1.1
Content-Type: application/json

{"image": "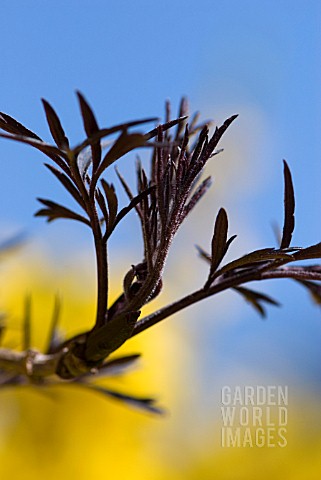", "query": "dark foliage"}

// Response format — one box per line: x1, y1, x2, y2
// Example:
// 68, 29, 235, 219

0, 94, 320, 413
